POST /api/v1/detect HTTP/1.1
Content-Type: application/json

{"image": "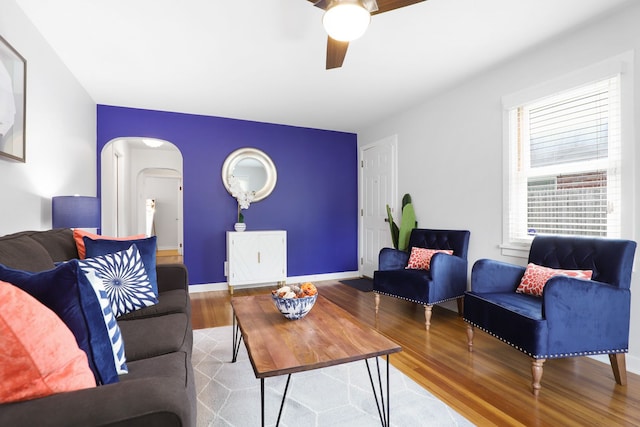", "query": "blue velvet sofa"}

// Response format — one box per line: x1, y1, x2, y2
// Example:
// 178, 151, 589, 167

464, 234, 636, 395
373, 229, 470, 330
